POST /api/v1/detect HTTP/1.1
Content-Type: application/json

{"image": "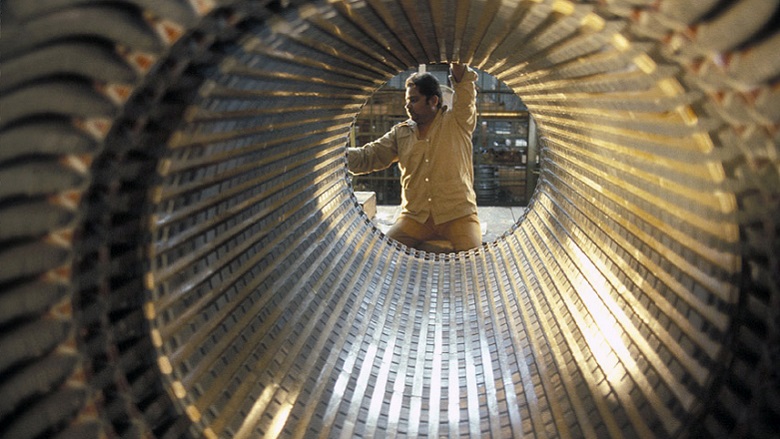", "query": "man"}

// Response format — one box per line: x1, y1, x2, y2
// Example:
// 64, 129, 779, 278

348, 63, 482, 252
